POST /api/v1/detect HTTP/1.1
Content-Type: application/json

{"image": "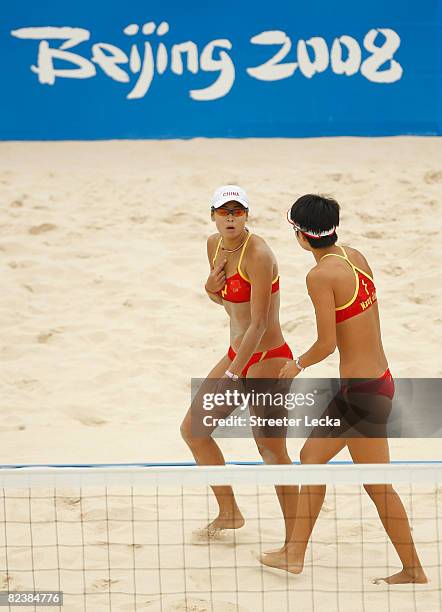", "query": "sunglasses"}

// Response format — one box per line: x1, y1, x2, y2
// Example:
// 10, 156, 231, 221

213, 207, 247, 217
